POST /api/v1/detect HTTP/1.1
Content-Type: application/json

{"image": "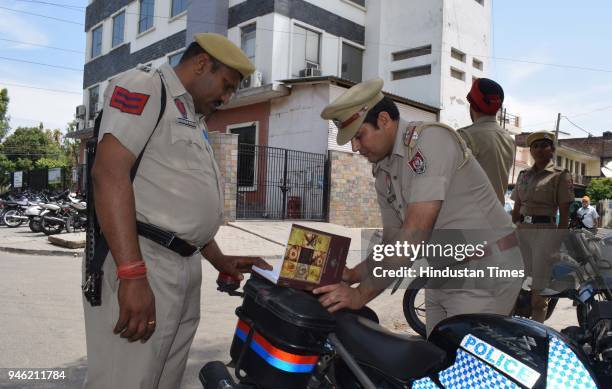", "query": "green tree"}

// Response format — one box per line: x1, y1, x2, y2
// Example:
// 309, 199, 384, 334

0, 88, 9, 142
1, 124, 65, 169
586, 178, 612, 202
62, 120, 80, 171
